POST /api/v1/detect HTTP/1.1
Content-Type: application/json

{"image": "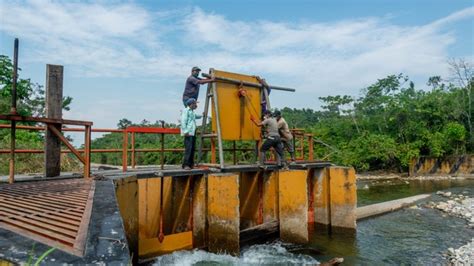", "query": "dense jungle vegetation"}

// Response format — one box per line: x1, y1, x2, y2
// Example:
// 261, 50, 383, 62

1, 55, 472, 174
